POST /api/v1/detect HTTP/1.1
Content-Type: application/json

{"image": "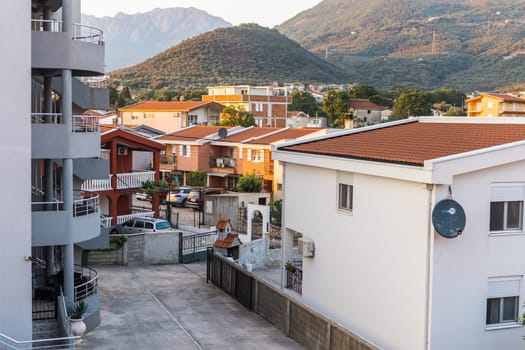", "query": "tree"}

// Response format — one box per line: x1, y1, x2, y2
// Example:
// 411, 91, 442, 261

270, 199, 282, 226
392, 91, 432, 119
117, 86, 134, 107
186, 170, 207, 187
220, 105, 256, 127
289, 90, 320, 117
322, 90, 350, 128
236, 173, 263, 192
